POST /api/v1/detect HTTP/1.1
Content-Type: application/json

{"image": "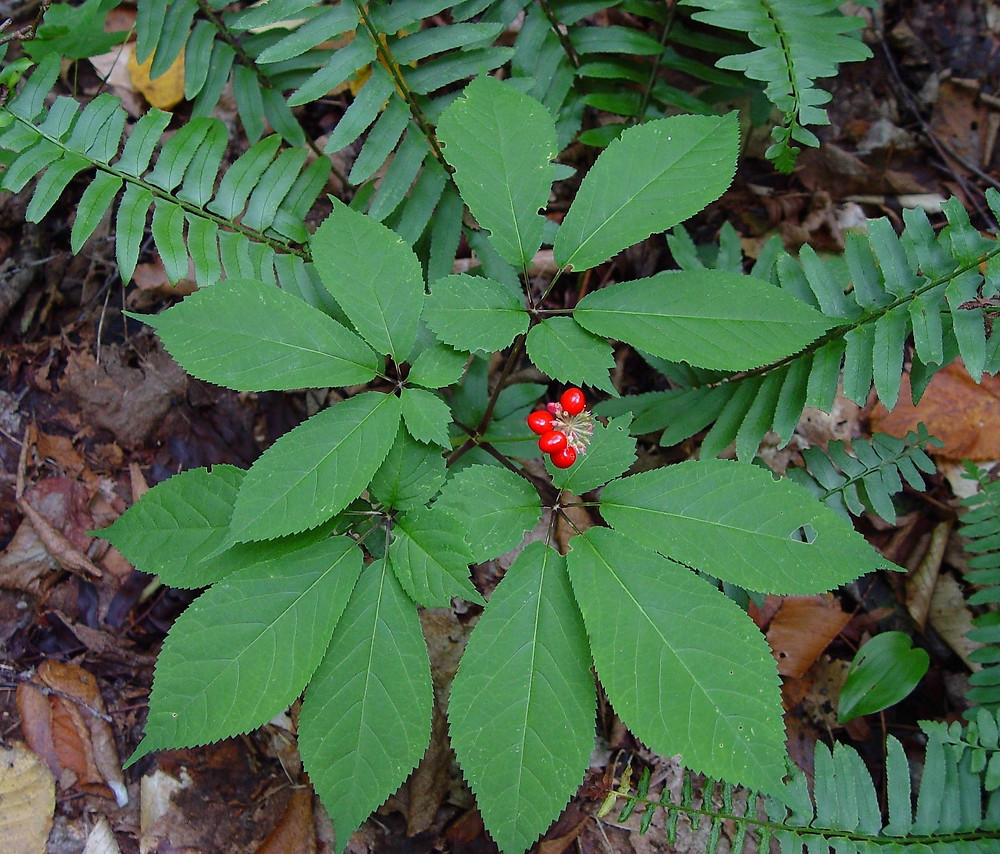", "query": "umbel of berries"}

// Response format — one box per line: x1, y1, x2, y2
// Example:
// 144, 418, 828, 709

526, 387, 594, 468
